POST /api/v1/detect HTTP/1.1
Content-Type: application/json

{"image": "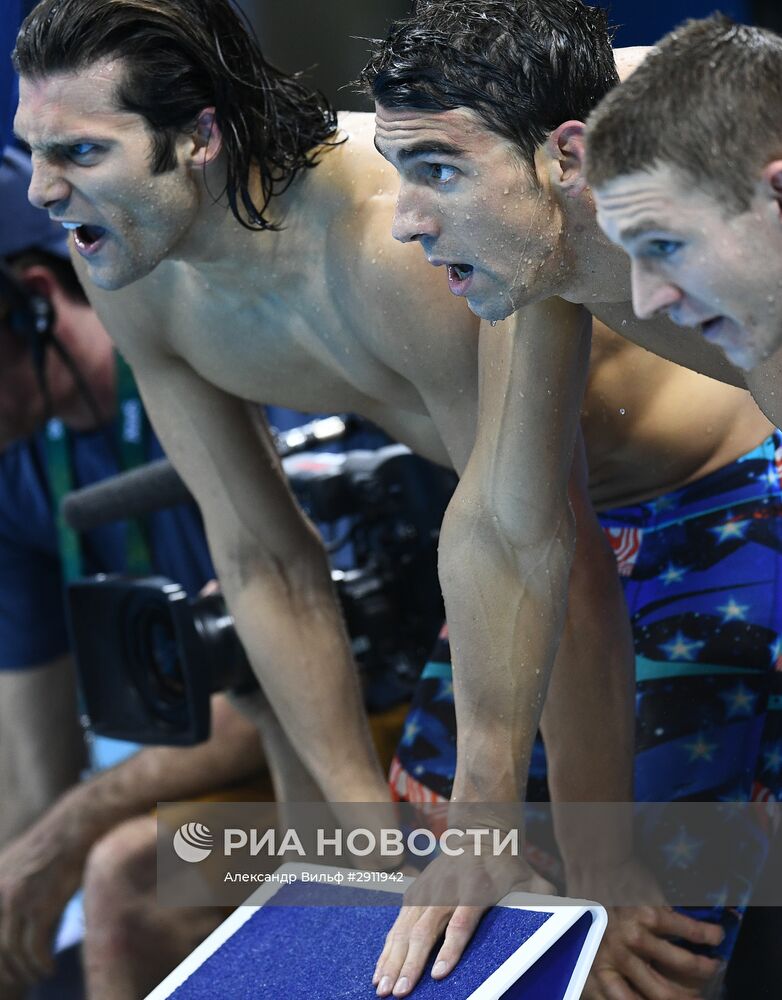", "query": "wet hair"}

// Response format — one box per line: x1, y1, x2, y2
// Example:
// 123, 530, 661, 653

14, 0, 340, 229
362, 0, 618, 171
585, 15, 782, 214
